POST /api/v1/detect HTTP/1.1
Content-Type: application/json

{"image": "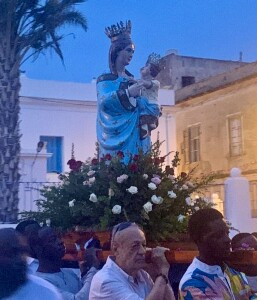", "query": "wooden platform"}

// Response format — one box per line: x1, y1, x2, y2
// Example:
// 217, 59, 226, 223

63, 249, 257, 265
62, 231, 257, 265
